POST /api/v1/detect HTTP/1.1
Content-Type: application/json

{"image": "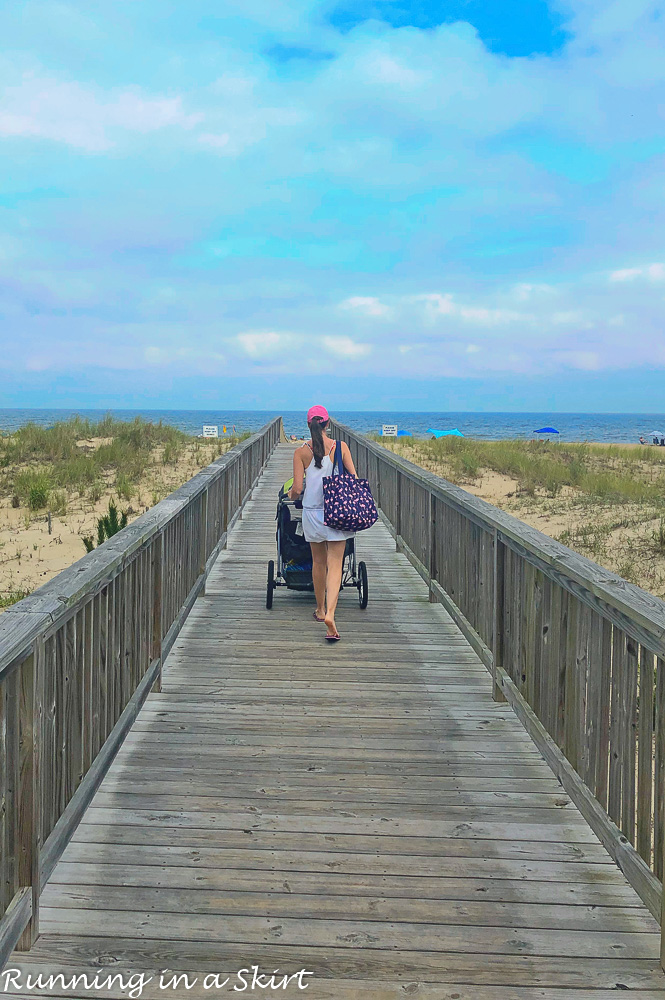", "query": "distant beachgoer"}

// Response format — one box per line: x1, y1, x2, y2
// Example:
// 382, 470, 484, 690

640, 436, 646, 445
